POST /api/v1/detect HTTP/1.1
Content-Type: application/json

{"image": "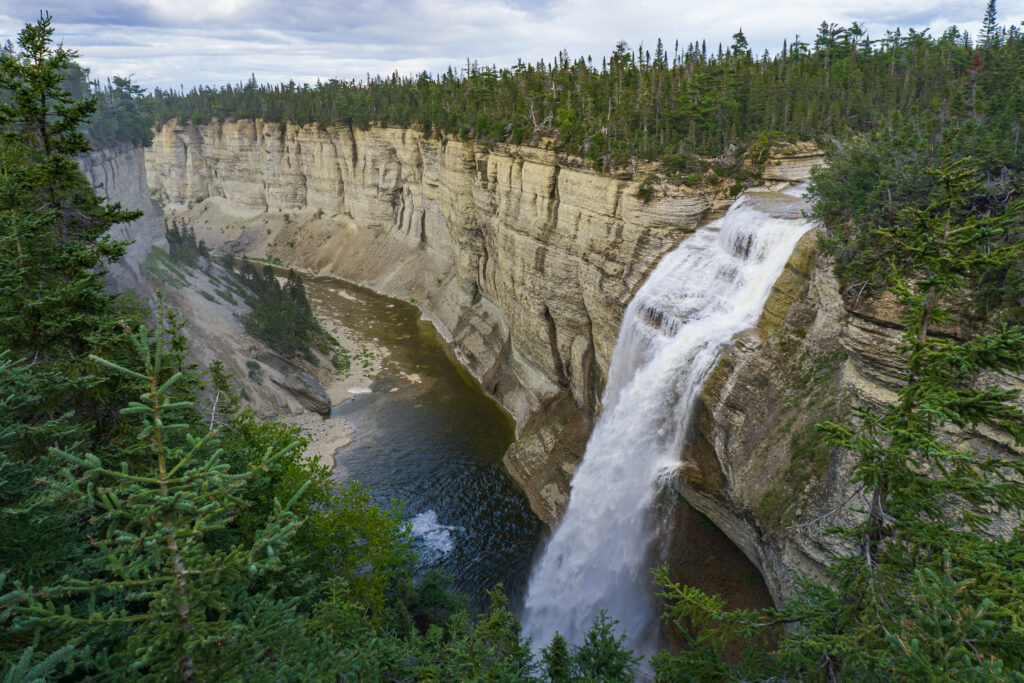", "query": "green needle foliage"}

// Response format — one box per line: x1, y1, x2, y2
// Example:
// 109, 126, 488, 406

572, 611, 642, 682
146, 17, 1023, 172
793, 155, 1024, 680
6, 302, 315, 680
0, 12, 141, 361
237, 262, 322, 356
541, 633, 574, 682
